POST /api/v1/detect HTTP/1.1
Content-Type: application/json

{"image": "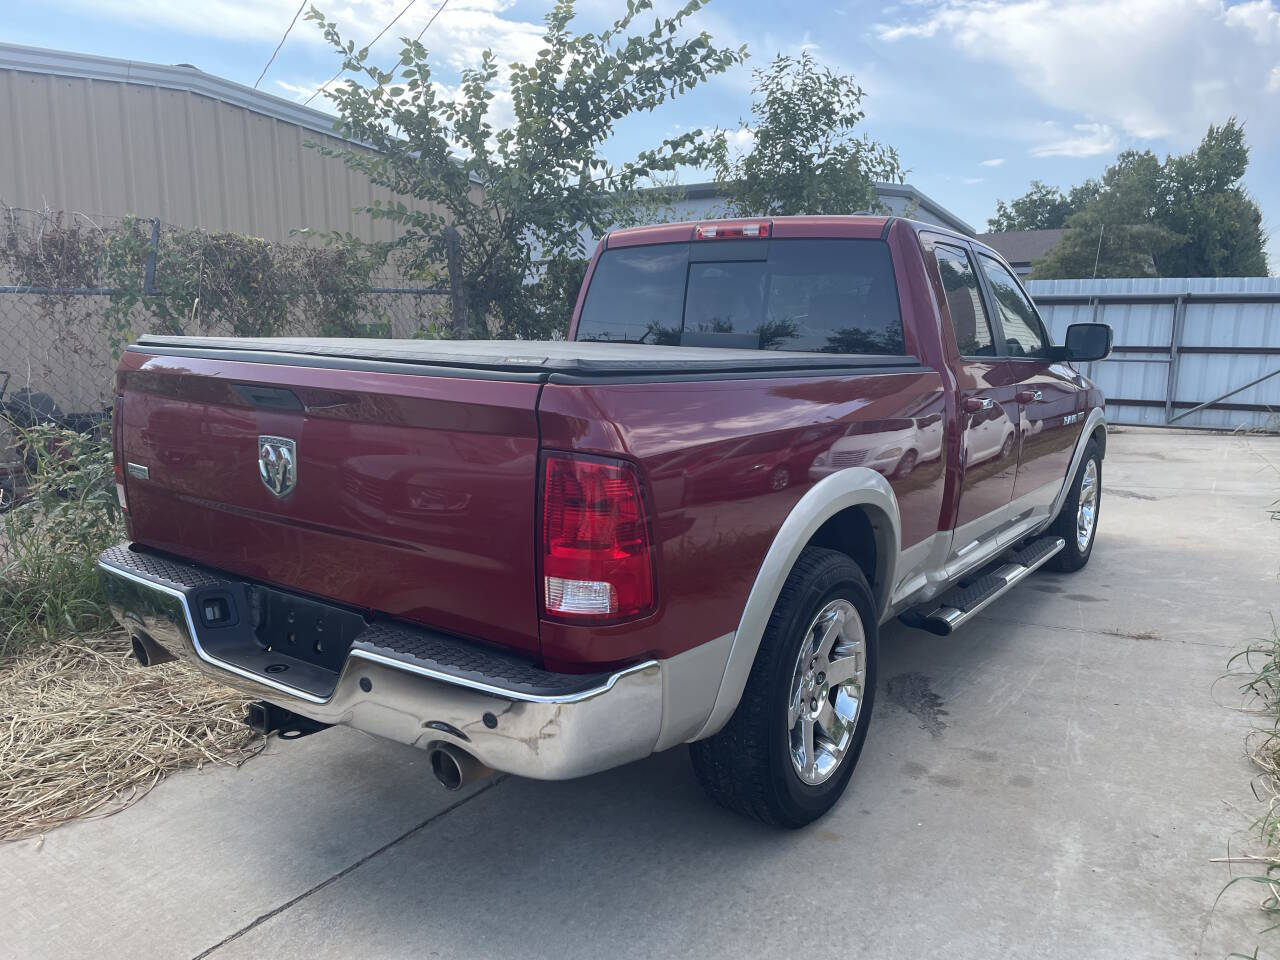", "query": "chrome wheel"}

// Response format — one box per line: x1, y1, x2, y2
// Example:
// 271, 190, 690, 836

788, 598, 866, 785
1076, 457, 1099, 551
